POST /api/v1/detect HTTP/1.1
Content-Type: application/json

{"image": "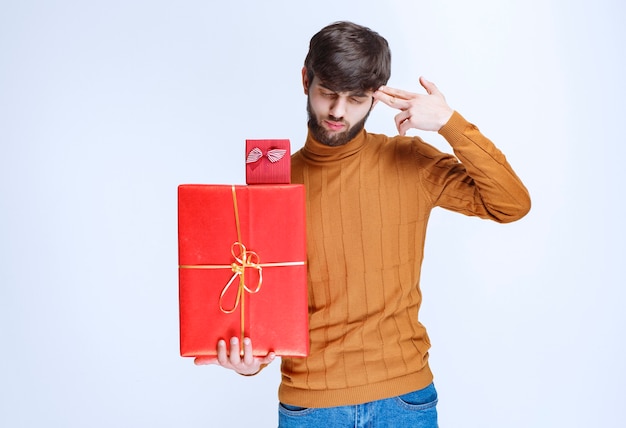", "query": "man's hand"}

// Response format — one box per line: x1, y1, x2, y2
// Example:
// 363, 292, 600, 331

373, 76, 454, 135
194, 337, 276, 376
